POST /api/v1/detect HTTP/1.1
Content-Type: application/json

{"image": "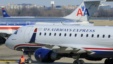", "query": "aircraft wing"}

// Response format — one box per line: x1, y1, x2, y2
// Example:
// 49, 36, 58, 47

14, 42, 111, 55
44, 43, 111, 55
